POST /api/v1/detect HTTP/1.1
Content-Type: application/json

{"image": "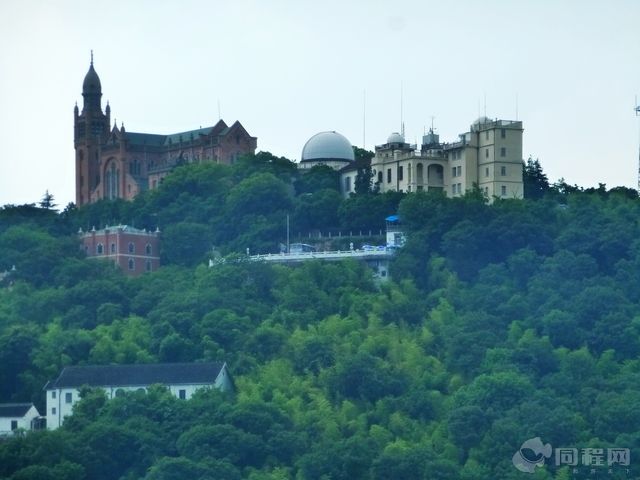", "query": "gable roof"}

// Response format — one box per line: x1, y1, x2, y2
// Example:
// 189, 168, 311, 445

47, 362, 226, 389
0, 403, 34, 417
